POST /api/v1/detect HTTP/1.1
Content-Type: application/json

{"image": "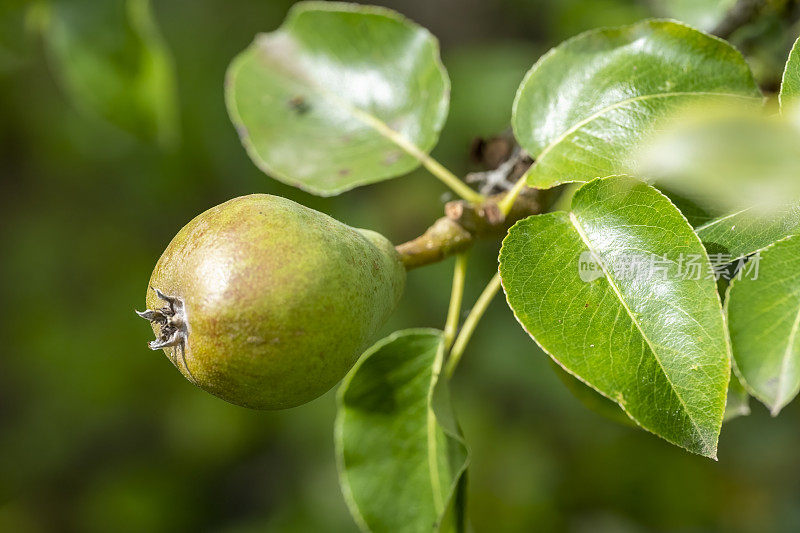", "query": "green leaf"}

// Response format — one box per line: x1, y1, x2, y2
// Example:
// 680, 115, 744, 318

42, 0, 178, 146
695, 204, 800, 261
780, 36, 800, 109
660, 188, 716, 228
630, 105, 800, 258
499, 176, 731, 457
724, 374, 751, 422
555, 357, 749, 425
555, 354, 749, 426
336, 329, 468, 532
226, 1, 449, 196
548, 359, 636, 428
650, 0, 738, 32
727, 235, 800, 415
512, 19, 761, 190
633, 106, 800, 214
